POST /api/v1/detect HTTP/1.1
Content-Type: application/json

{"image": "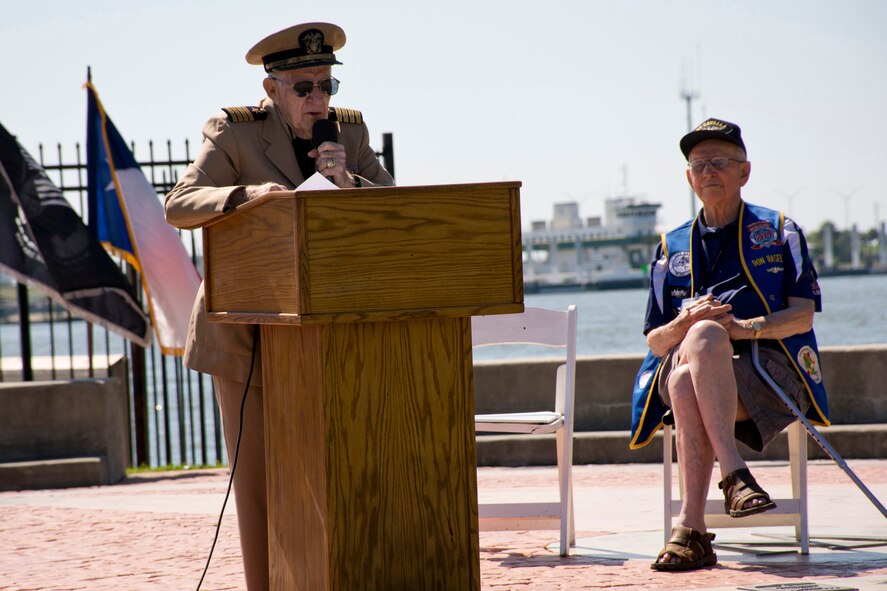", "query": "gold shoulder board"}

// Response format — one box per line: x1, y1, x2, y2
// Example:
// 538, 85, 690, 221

330, 107, 364, 125
221, 106, 268, 123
